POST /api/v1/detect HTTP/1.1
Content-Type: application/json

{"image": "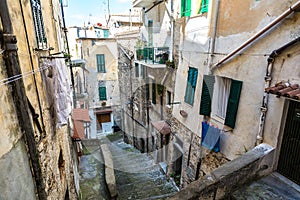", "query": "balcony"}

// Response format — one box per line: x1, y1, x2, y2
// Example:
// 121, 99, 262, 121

133, 0, 161, 8
135, 47, 169, 65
